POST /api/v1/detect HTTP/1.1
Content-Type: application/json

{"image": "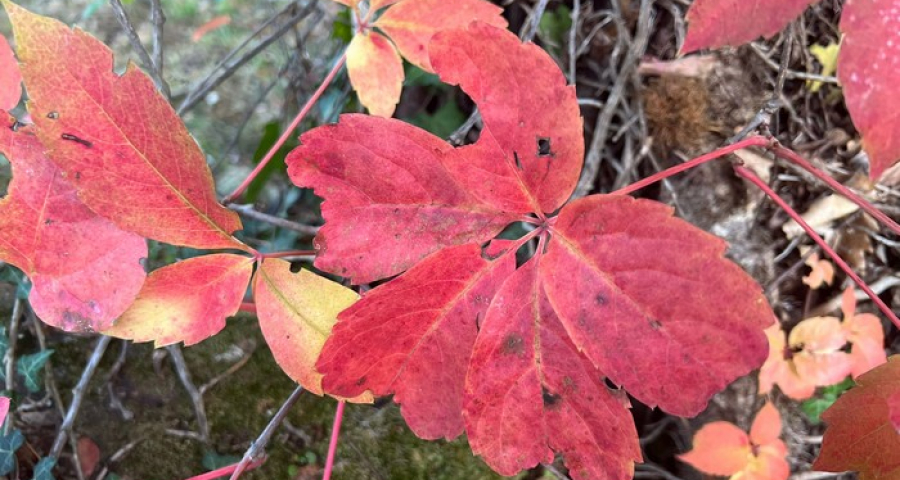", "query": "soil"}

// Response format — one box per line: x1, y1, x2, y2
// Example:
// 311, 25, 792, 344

0, 0, 898, 479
